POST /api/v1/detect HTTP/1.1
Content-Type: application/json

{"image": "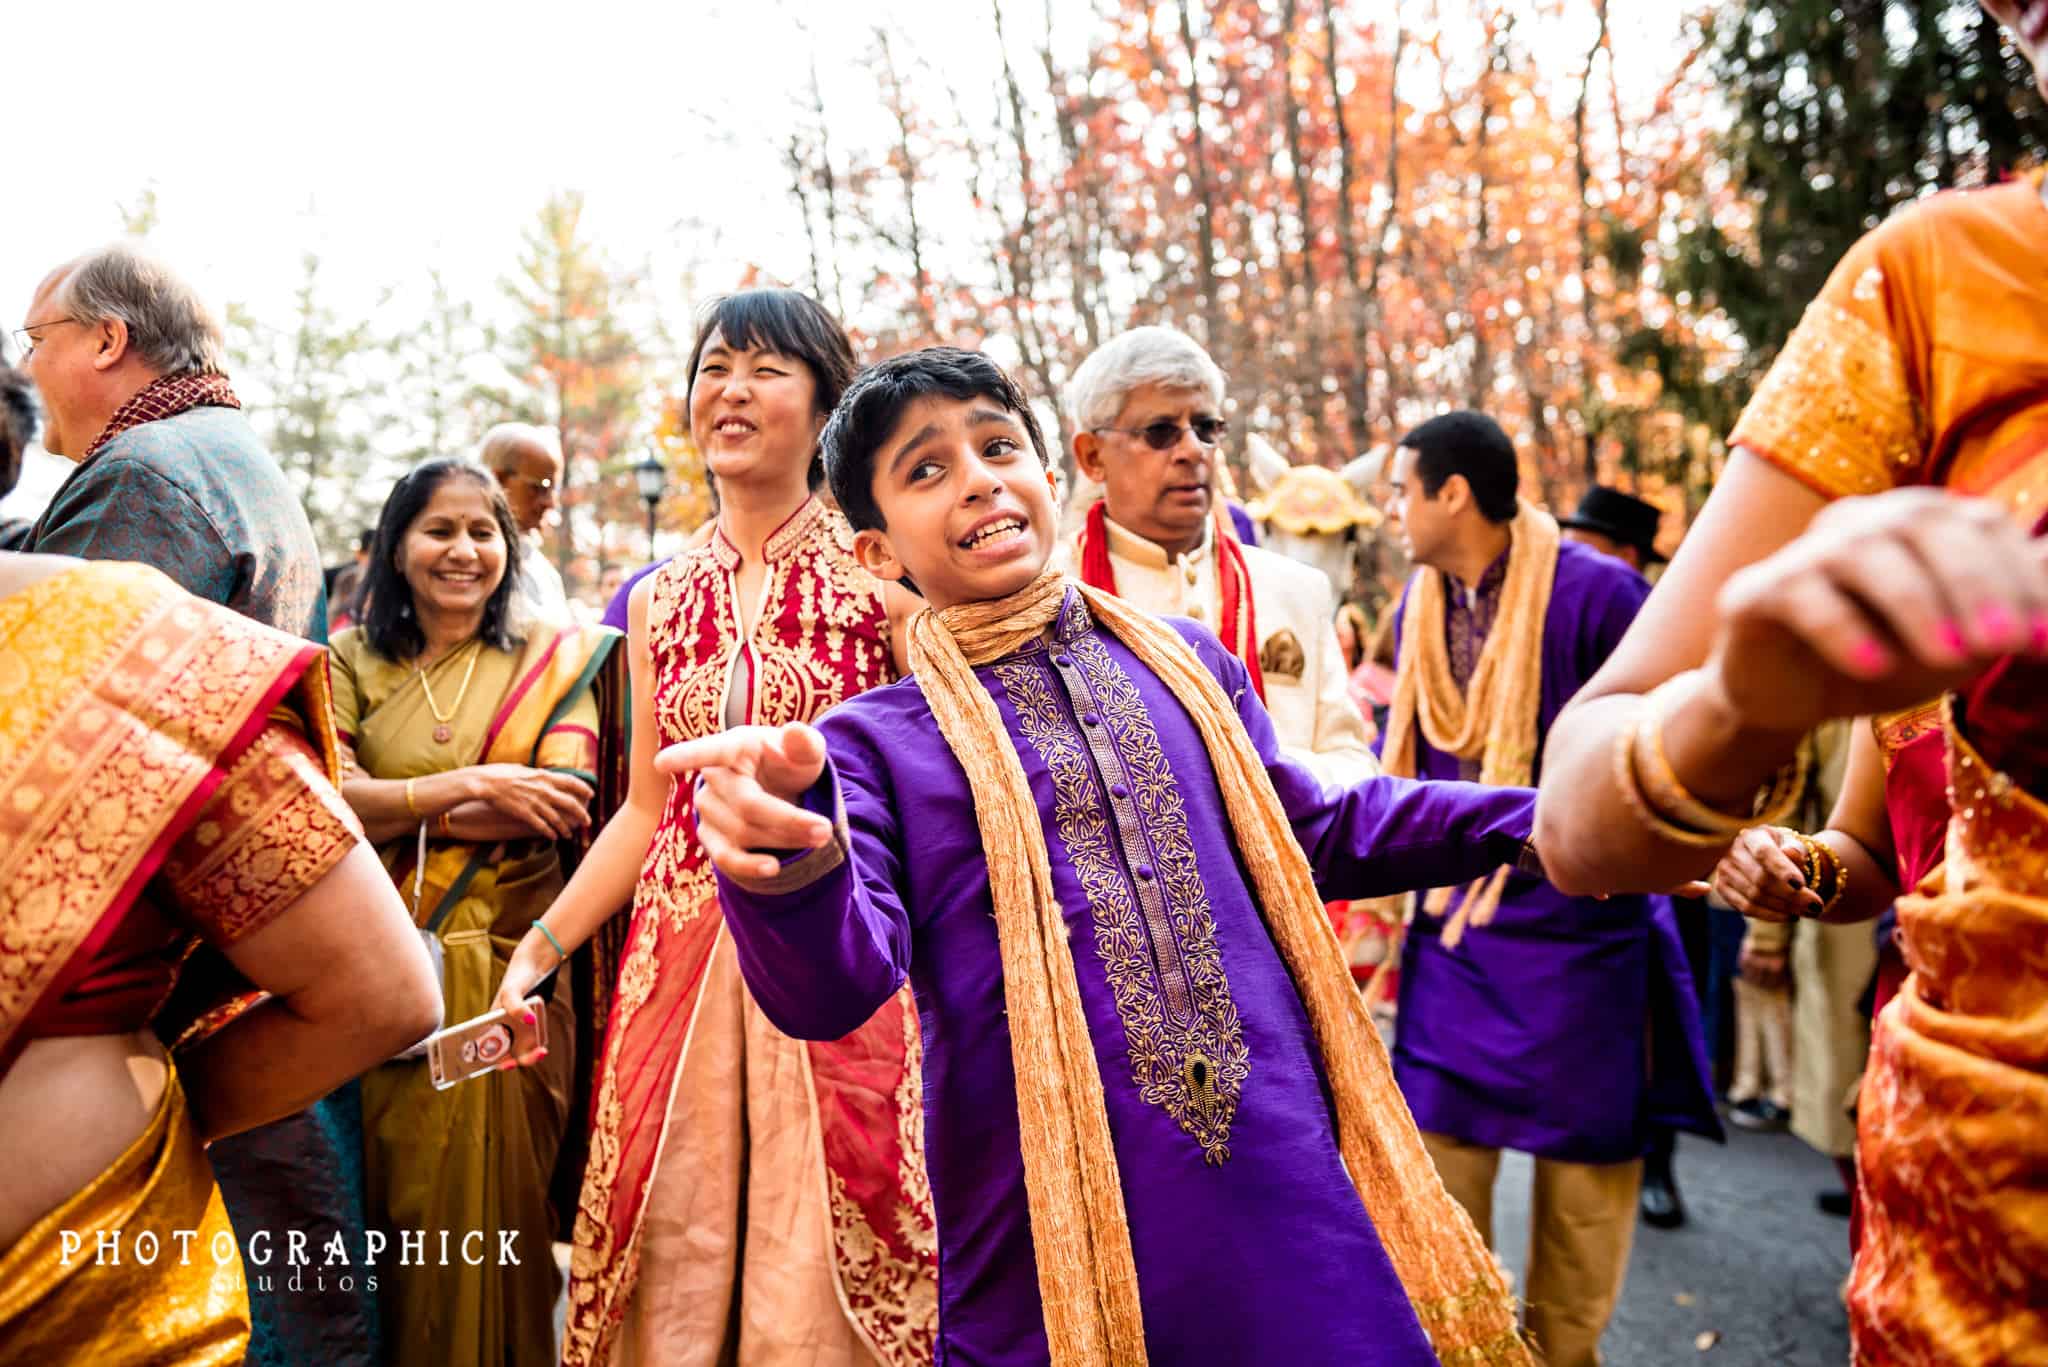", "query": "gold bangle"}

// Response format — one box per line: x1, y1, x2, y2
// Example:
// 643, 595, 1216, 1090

1781, 828, 1820, 890
1632, 683, 1809, 838
438, 808, 454, 839
405, 777, 423, 820
1803, 834, 1847, 917
1617, 703, 1808, 849
1615, 708, 1736, 848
